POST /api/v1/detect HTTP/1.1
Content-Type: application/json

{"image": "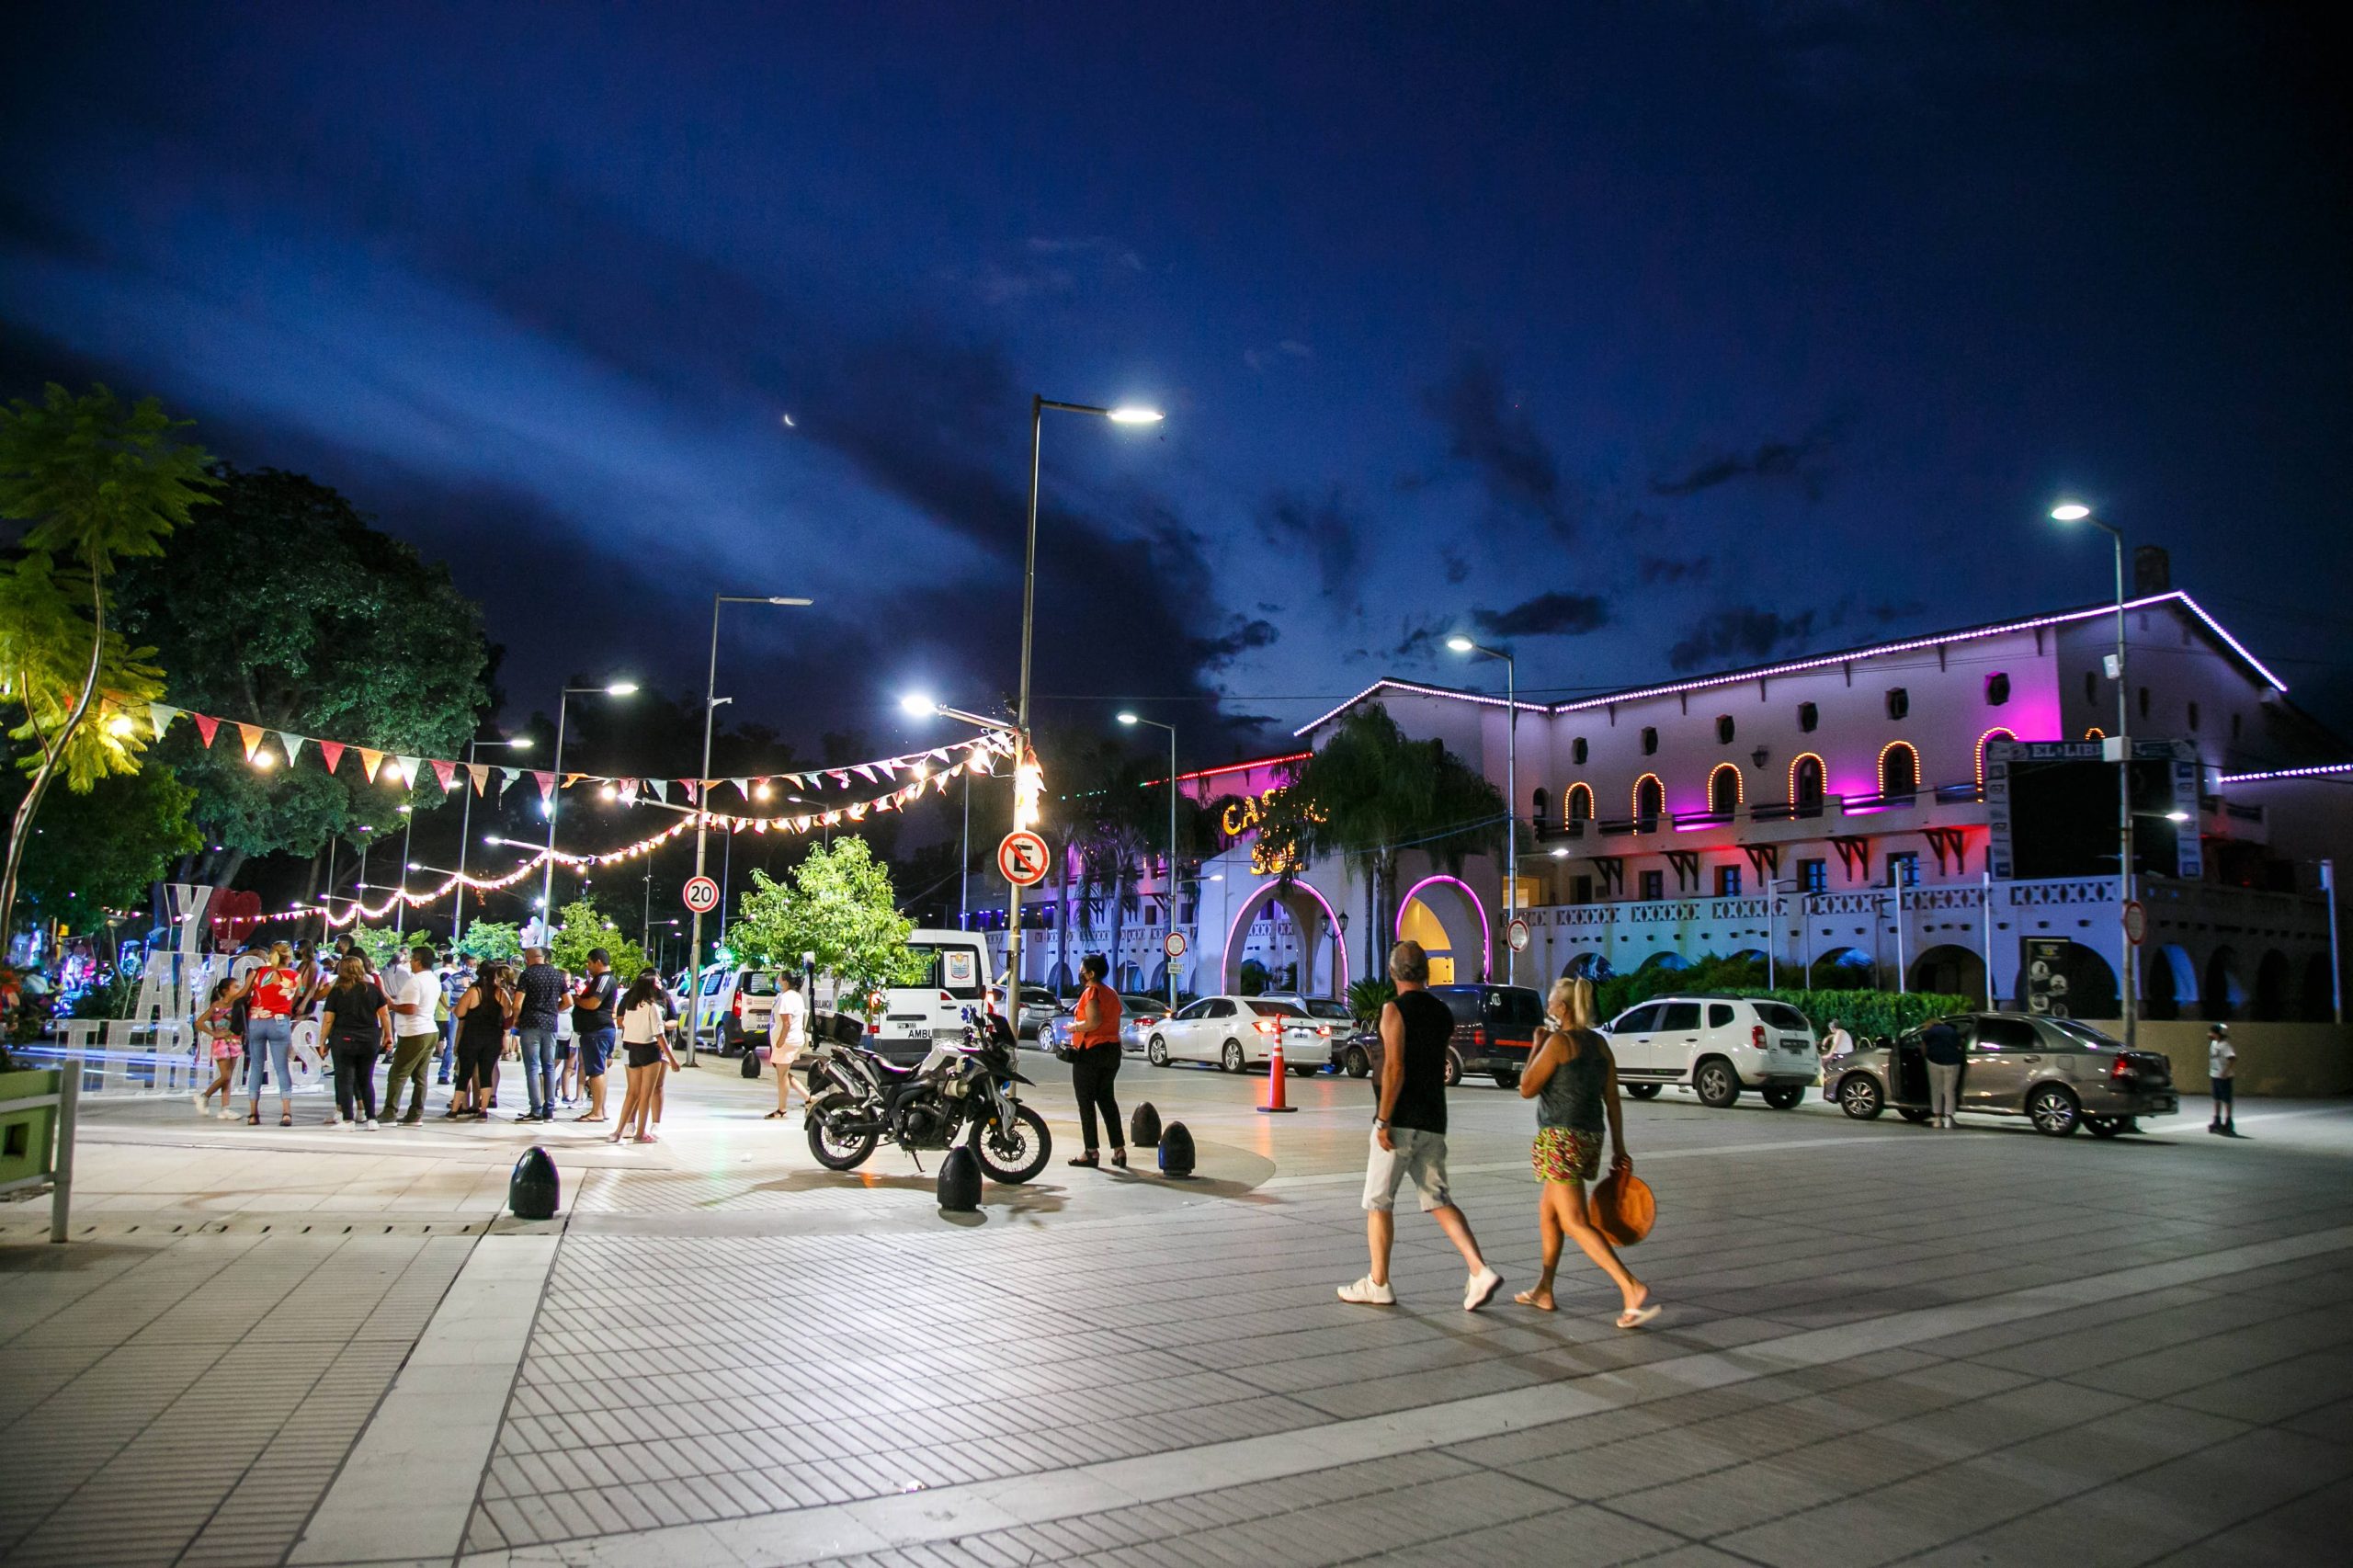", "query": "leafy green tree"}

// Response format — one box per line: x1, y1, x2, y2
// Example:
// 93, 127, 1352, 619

729, 836, 924, 1015
546, 897, 647, 983
0, 384, 215, 940
453, 919, 522, 965
346, 924, 407, 973
111, 465, 491, 887
1, 763, 200, 931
